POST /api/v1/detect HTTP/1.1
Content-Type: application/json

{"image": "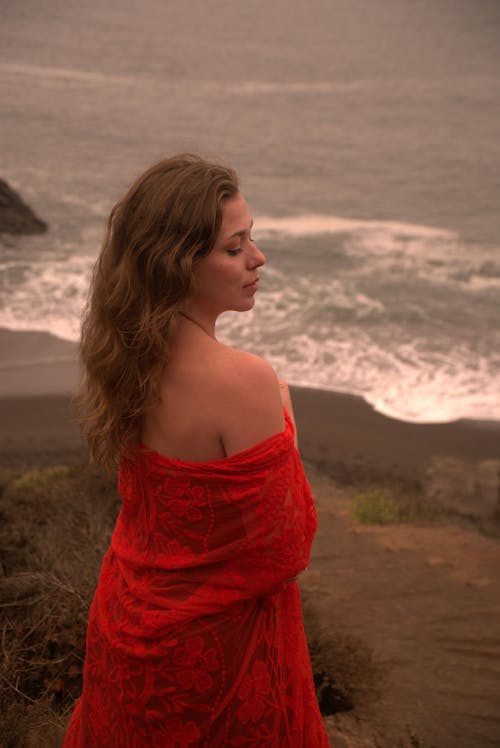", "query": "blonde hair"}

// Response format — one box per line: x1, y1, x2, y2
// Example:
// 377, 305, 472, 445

74, 153, 239, 471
